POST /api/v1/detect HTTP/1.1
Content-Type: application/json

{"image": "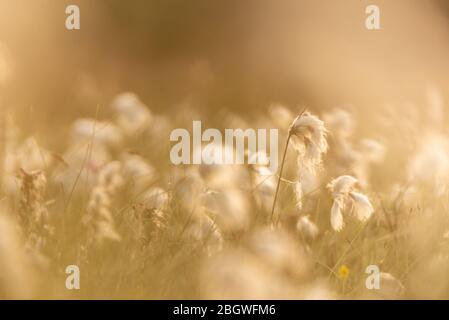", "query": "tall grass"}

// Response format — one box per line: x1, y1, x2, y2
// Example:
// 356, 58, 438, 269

1, 91, 449, 299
